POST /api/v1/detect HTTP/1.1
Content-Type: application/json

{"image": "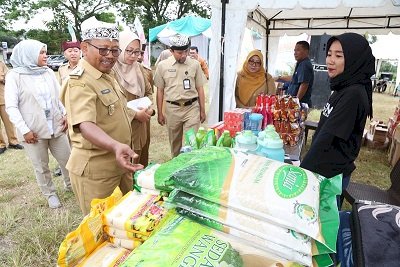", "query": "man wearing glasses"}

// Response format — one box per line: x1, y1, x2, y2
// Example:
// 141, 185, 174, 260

60, 17, 143, 215
154, 34, 207, 157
